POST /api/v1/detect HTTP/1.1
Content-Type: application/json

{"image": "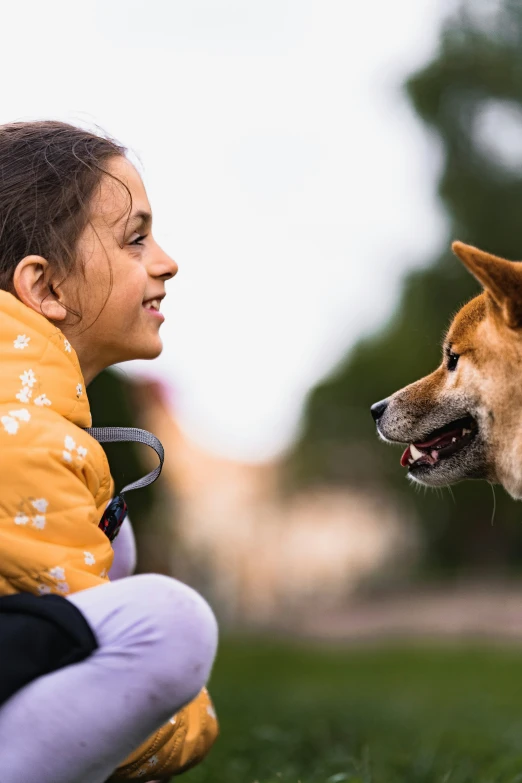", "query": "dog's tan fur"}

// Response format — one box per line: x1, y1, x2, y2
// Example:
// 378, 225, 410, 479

374, 242, 522, 498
